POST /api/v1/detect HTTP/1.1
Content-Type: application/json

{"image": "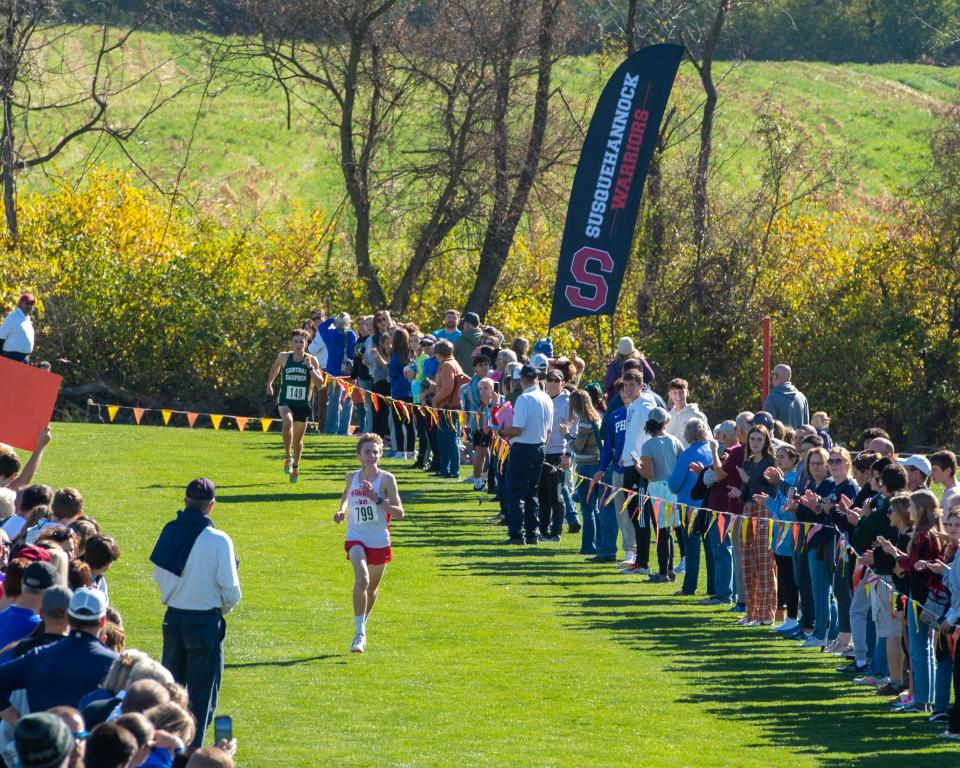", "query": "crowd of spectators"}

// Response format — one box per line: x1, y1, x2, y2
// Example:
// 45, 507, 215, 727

0, 438, 237, 767
302, 304, 960, 741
